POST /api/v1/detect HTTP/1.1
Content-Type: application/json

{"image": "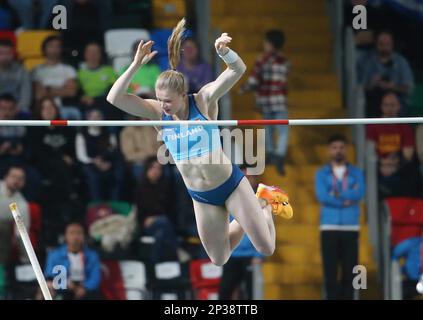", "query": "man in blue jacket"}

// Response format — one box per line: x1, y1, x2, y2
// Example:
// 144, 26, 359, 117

219, 165, 264, 300
43, 222, 101, 300
315, 134, 365, 300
